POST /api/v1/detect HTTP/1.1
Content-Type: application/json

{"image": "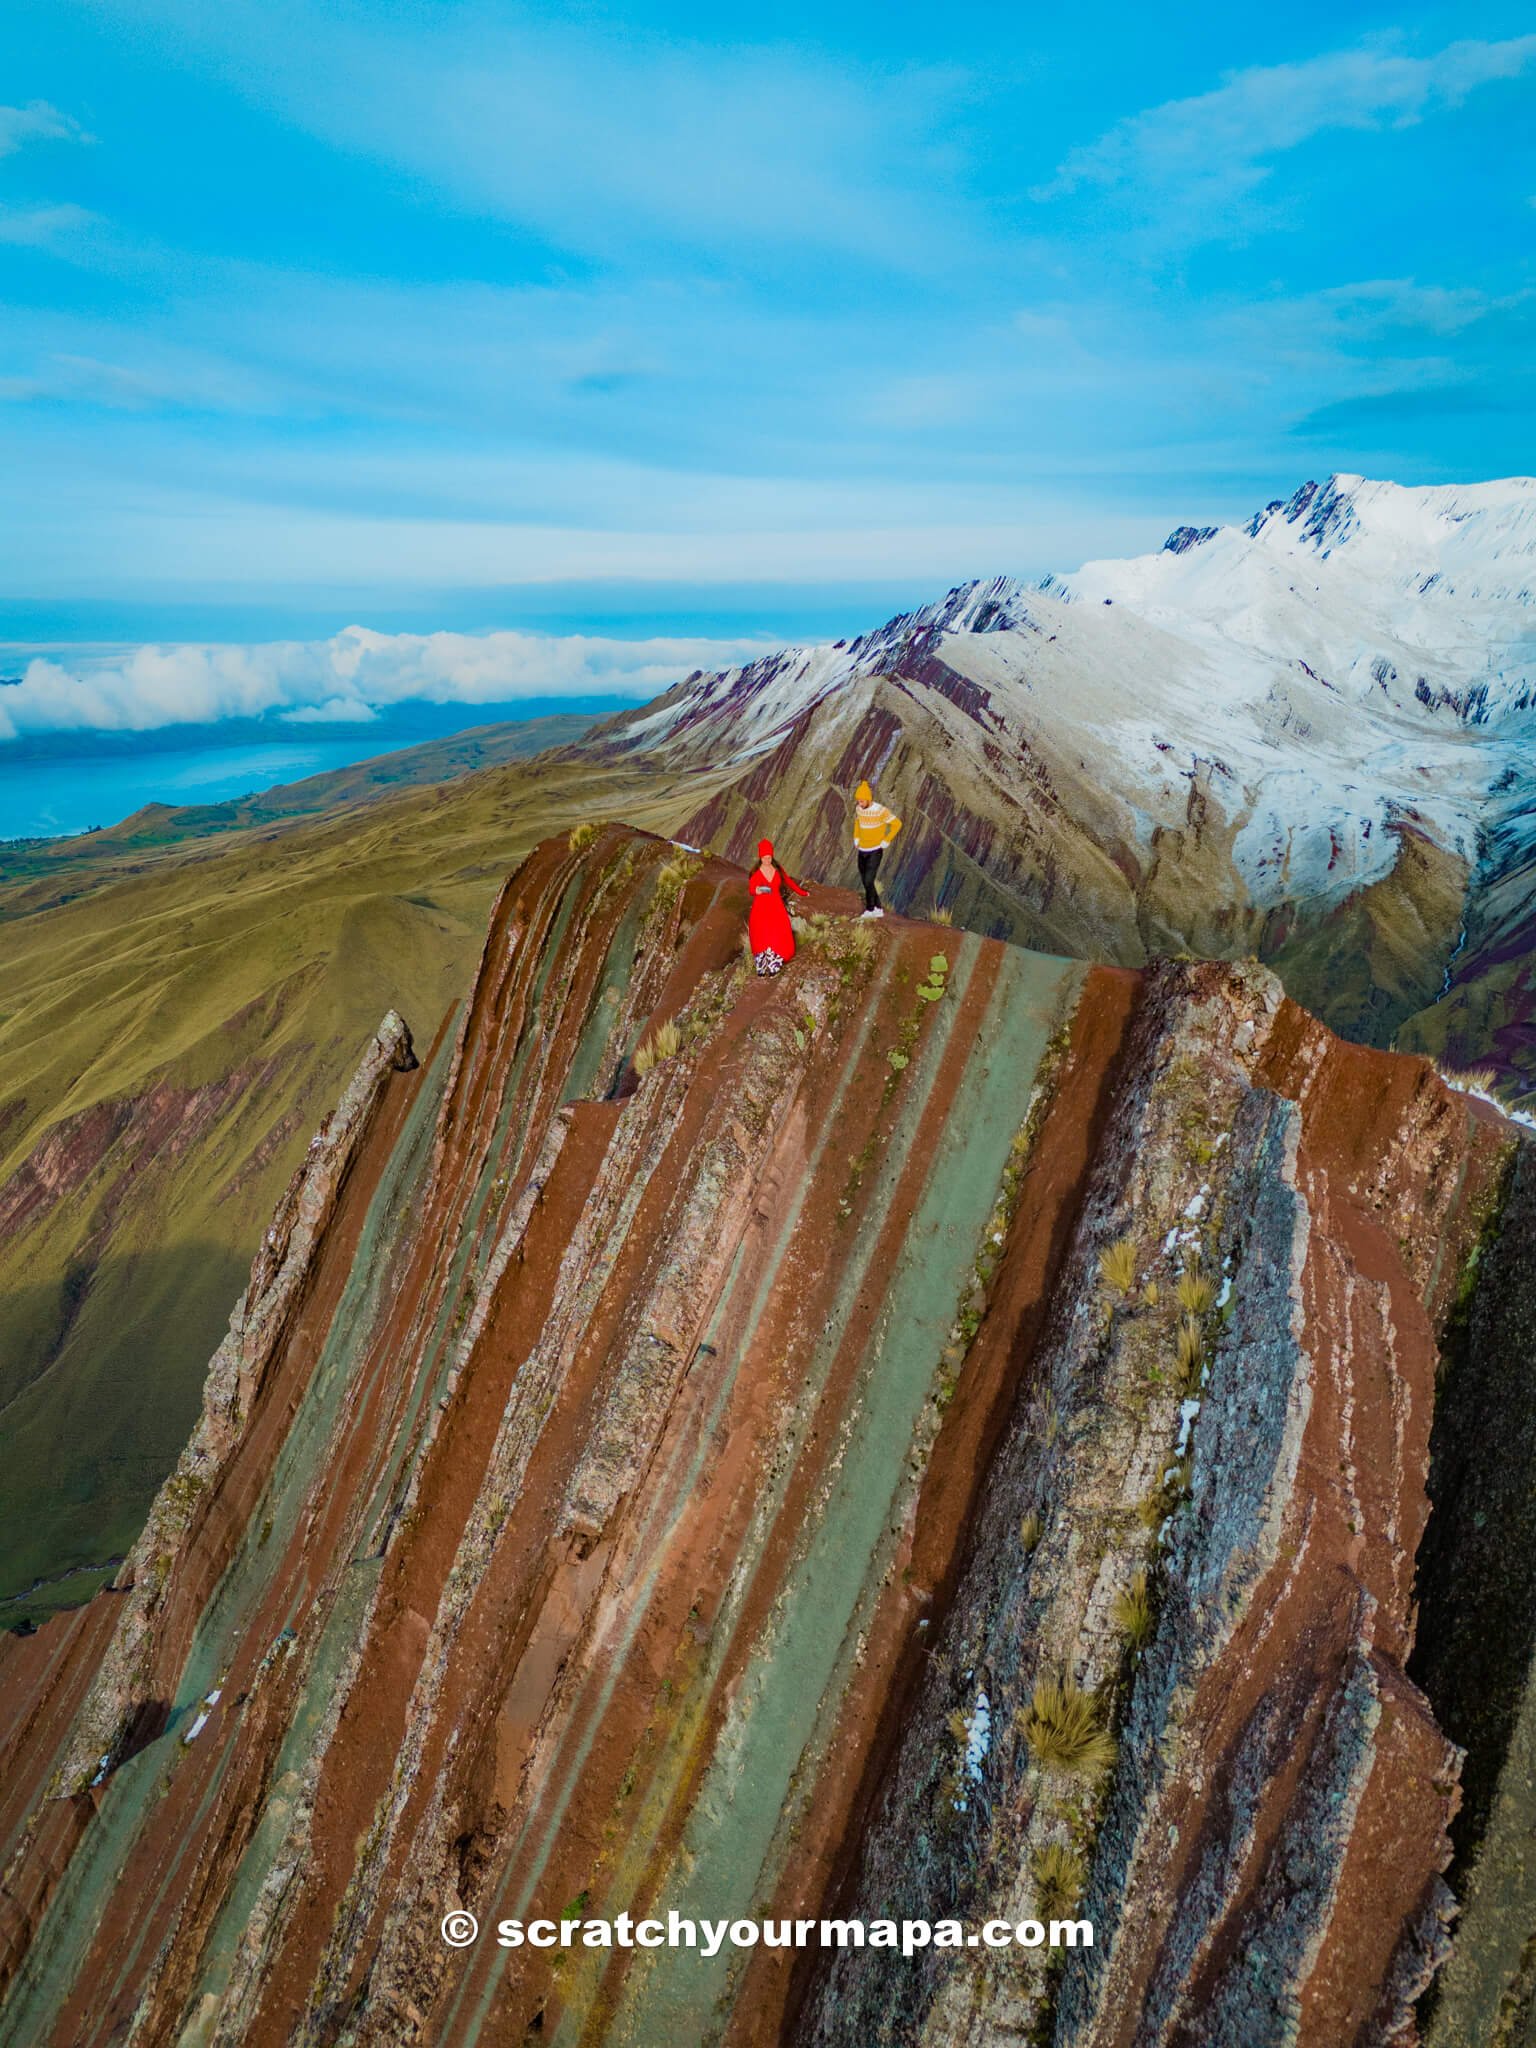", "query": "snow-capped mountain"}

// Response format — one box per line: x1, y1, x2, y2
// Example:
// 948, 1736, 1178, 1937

585, 475, 1536, 1088
1056, 473, 1536, 720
